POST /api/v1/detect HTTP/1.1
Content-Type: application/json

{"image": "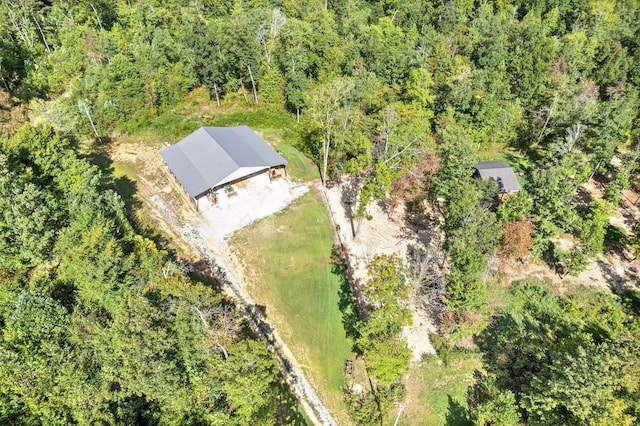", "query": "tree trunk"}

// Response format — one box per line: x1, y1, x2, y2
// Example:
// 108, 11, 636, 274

588, 159, 603, 183
217, 342, 229, 360
322, 126, 331, 187
90, 3, 104, 31
81, 101, 102, 143
393, 405, 404, 426
213, 83, 220, 107
32, 15, 50, 52
0, 65, 9, 93
239, 79, 249, 103
247, 65, 258, 104
353, 216, 364, 240
538, 94, 557, 143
